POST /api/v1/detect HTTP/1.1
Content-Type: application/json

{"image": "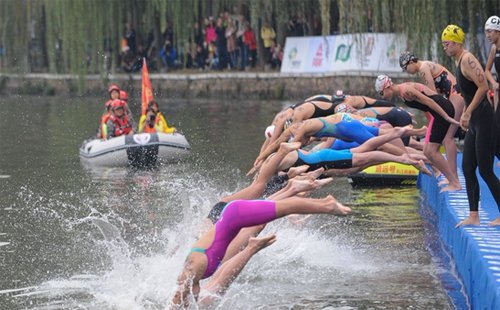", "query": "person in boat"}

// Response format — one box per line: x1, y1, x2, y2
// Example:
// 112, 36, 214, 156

441, 24, 500, 226
170, 194, 350, 308
138, 100, 176, 134
119, 90, 136, 124
106, 99, 137, 139
139, 108, 159, 133
96, 85, 122, 139
375, 74, 461, 193
399, 51, 465, 184
96, 102, 113, 139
